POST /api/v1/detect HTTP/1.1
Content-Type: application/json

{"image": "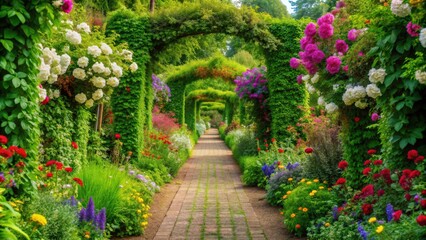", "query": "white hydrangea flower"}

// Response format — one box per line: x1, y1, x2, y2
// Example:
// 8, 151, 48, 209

52, 0, 62, 8
91, 76, 106, 88
41, 47, 55, 65
92, 62, 106, 74
355, 100, 368, 109
342, 85, 366, 105
38, 86, 47, 102
53, 89, 60, 98
130, 62, 138, 72
76, 22, 91, 33
107, 77, 119, 87
390, 0, 411, 17
306, 83, 316, 94
65, 30, 82, 45
51, 64, 62, 75
420, 28, 426, 48
103, 67, 111, 76
366, 84, 382, 98
87, 46, 102, 58
111, 62, 123, 77
415, 70, 426, 84
302, 74, 310, 82
352, 86, 367, 99
333, 84, 340, 91
75, 93, 87, 104
77, 57, 89, 68
100, 43, 113, 55
60, 54, 71, 74
73, 68, 86, 80
368, 68, 387, 84
121, 49, 133, 61
63, 45, 70, 52
85, 99, 94, 108
92, 89, 104, 100
325, 102, 338, 113
311, 73, 319, 84
47, 74, 58, 84
66, 20, 73, 26
317, 96, 325, 106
